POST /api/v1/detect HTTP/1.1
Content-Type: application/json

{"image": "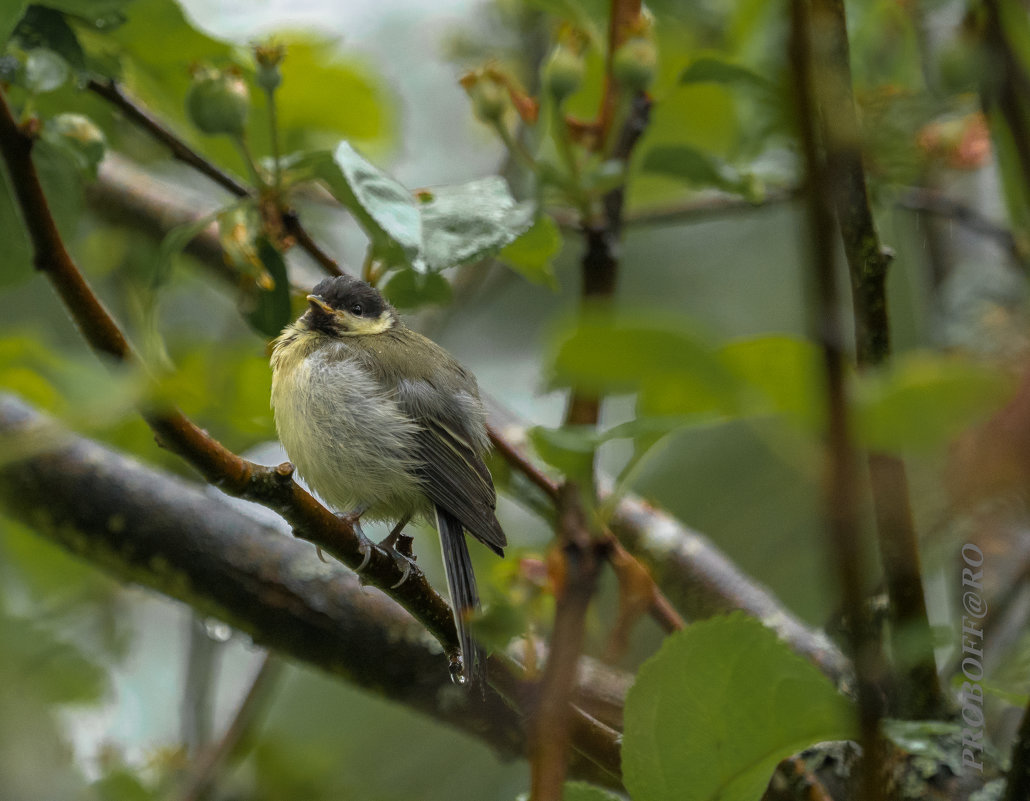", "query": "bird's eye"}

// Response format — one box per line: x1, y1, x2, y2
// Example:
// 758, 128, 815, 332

350, 303, 363, 316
